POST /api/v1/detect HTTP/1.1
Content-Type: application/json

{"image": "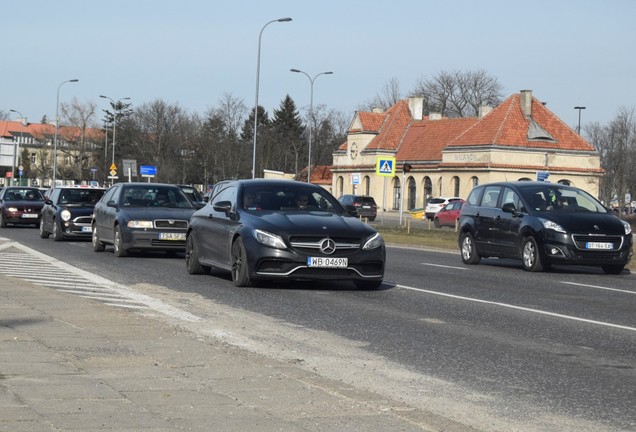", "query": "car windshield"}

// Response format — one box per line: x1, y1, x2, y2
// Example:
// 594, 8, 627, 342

121, 187, 194, 208
241, 185, 343, 213
59, 189, 104, 205
520, 185, 607, 213
4, 188, 43, 201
